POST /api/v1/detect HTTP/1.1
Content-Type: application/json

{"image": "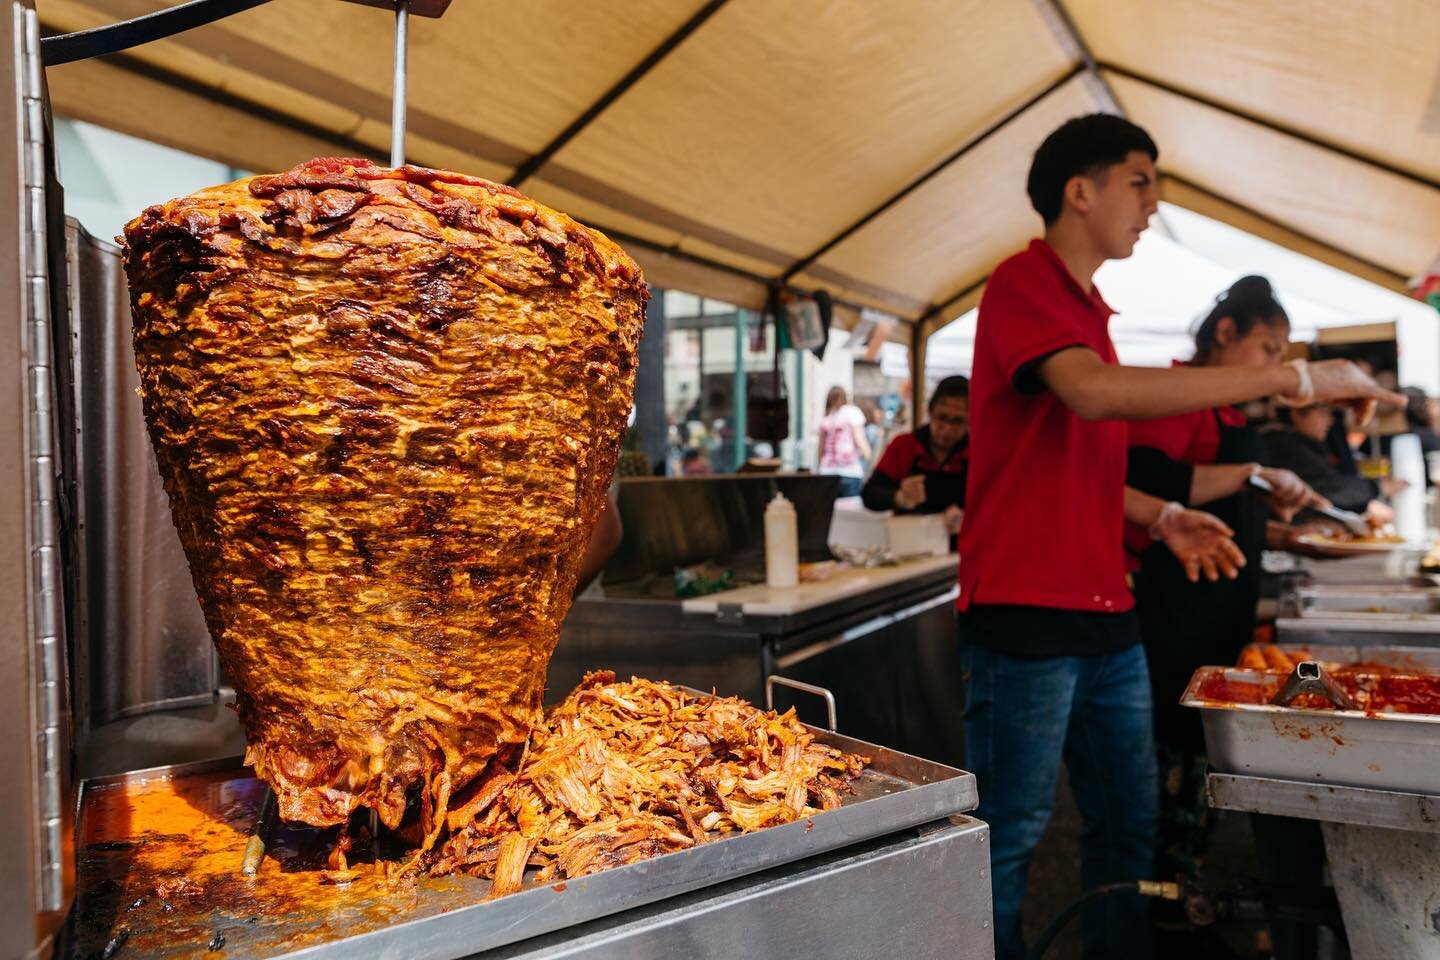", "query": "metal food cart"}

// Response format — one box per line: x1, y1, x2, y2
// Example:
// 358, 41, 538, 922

1193, 551, 1440, 959
0, 4, 994, 957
